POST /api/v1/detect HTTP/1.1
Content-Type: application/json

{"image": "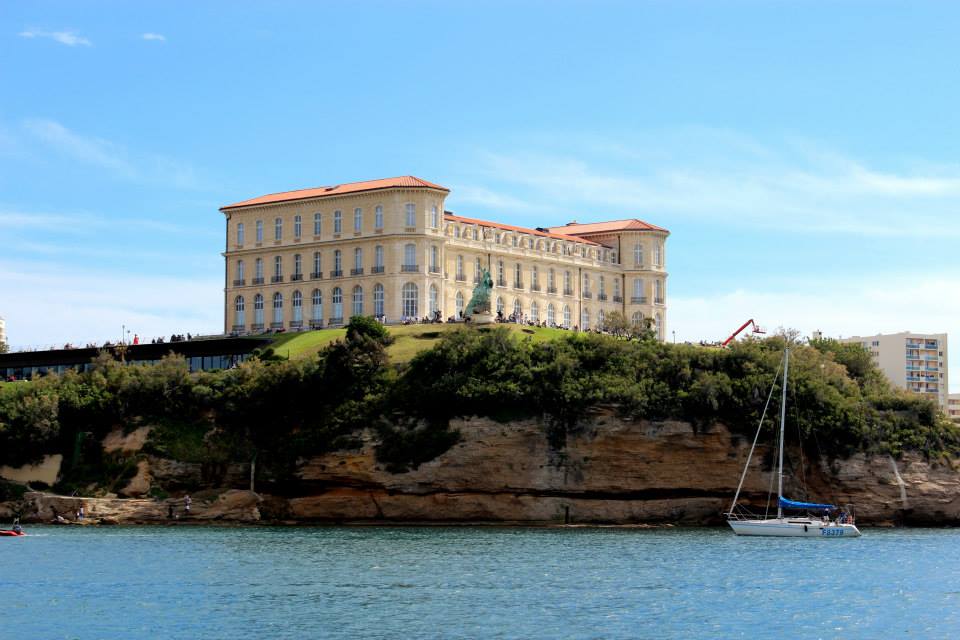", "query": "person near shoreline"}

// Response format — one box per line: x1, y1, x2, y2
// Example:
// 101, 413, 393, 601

184, 495, 192, 515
